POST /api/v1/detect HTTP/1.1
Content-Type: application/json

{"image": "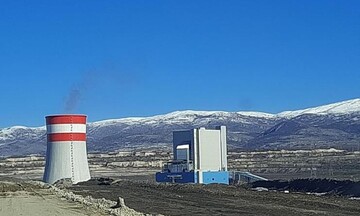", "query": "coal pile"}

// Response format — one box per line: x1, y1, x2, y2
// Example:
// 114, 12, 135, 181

252, 179, 360, 197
